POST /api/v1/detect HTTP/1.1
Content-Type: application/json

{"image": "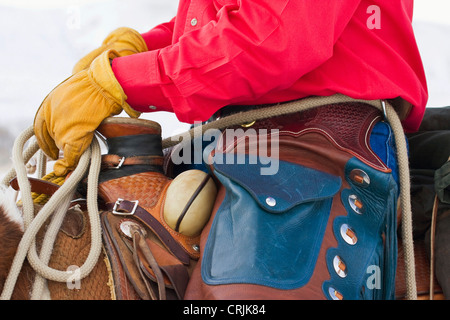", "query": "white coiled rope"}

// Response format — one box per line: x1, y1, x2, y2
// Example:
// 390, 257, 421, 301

0, 127, 103, 300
